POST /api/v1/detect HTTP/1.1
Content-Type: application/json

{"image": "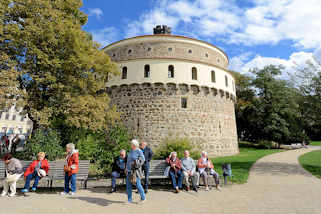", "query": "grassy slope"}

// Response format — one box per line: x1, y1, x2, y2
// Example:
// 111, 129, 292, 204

299, 149, 321, 179
212, 145, 282, 184
310, 141, 321, 146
